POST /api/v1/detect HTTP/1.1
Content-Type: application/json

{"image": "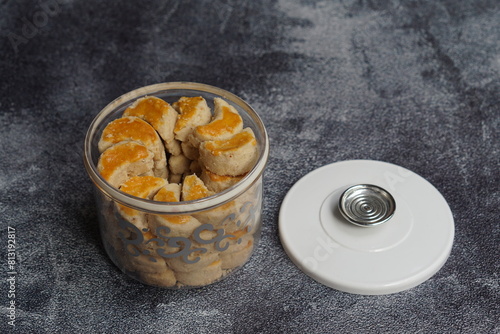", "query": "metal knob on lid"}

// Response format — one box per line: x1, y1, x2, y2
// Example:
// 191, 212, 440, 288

339, 184, 396, 227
